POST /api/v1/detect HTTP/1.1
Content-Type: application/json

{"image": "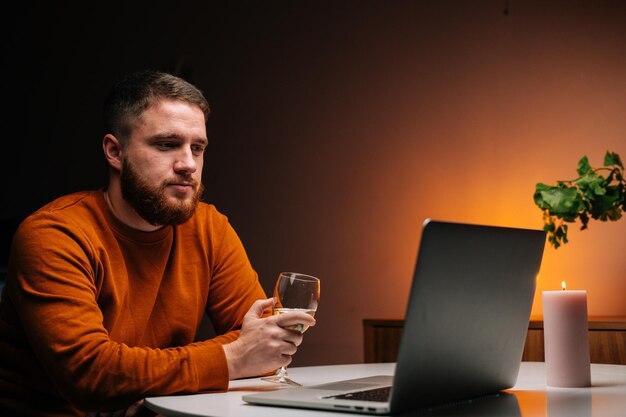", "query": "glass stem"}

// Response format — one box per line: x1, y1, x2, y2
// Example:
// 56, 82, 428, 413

277, 366, 288, 382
